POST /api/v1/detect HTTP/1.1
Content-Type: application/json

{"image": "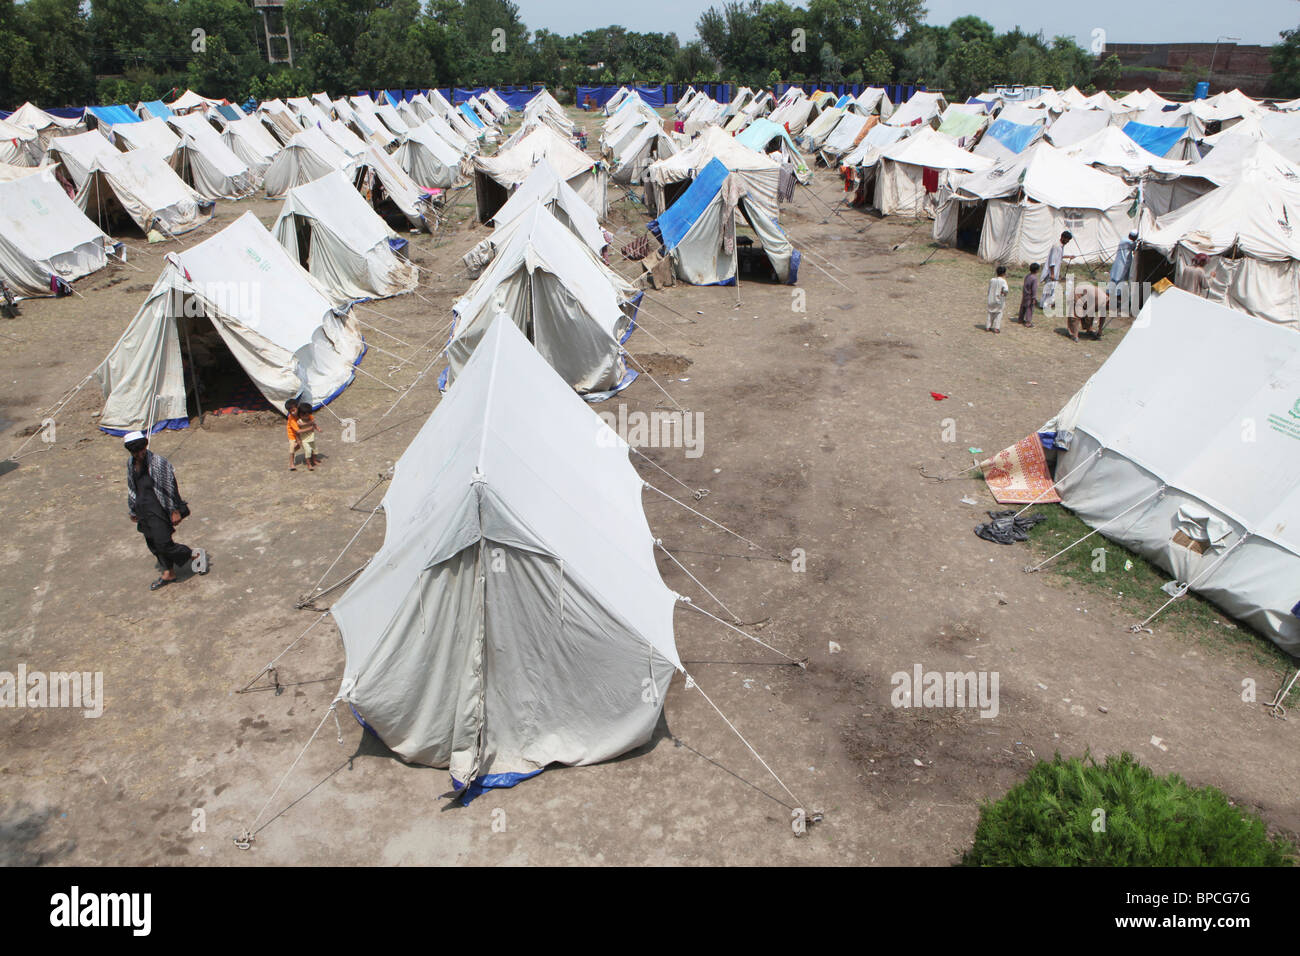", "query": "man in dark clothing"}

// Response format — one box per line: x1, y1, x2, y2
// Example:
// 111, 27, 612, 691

123, 431, 207, 591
